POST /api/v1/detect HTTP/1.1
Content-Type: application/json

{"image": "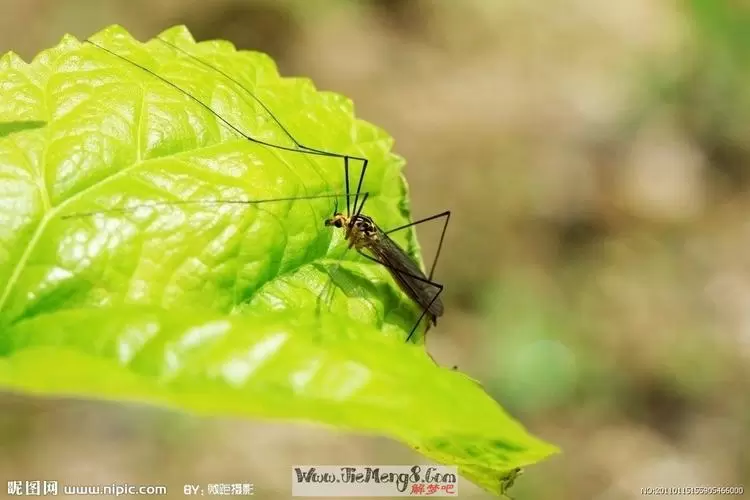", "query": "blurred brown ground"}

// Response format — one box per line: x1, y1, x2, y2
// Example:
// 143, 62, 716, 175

1, 1, 749, 498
